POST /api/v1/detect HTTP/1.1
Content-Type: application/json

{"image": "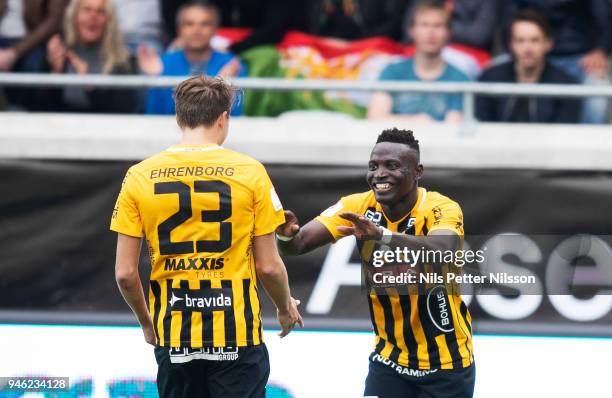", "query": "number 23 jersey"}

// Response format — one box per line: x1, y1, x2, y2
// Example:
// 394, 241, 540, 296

110, 144, 285, 348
